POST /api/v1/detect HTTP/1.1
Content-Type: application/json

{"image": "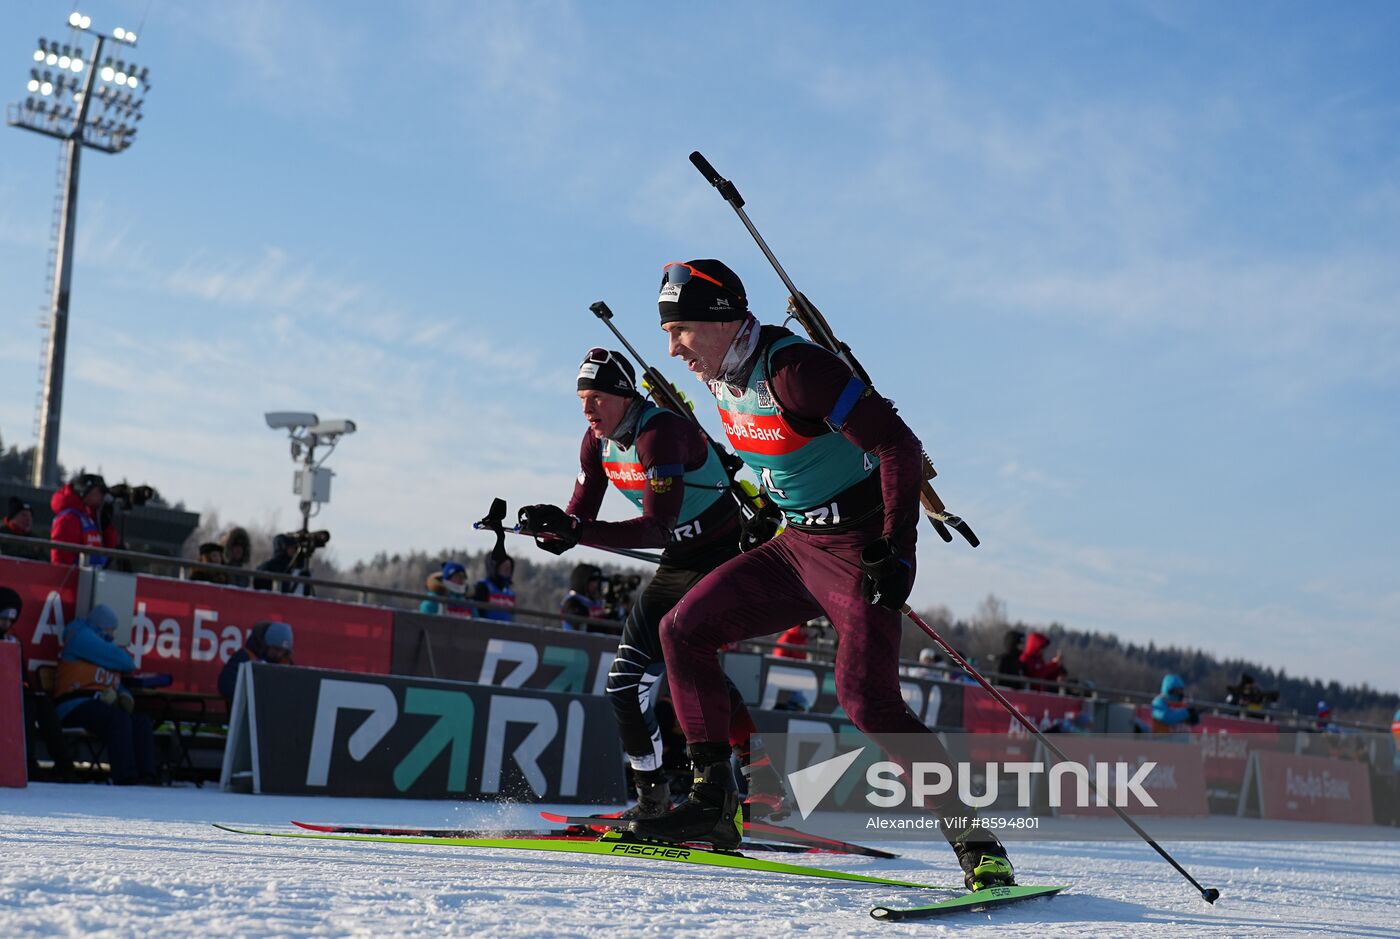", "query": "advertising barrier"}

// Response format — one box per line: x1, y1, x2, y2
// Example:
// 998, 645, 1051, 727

1, 557, 80, 677
391, 611, 618, 694
1040, 735, 1209, 817
1238, 748, 1374, 826
0, 641, 26, 787
729, 652, 964, 730
223, 663, 626, 804
0, 560, 394, 700
964, 686, 1090, 735
1135, 707, 1282, 793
